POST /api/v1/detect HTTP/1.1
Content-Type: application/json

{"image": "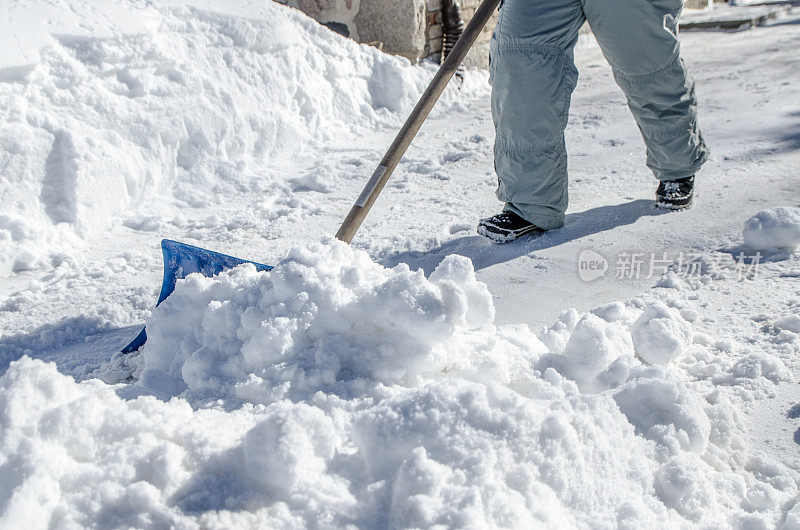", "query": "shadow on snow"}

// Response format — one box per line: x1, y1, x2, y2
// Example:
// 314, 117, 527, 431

383, 199, 668, 275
